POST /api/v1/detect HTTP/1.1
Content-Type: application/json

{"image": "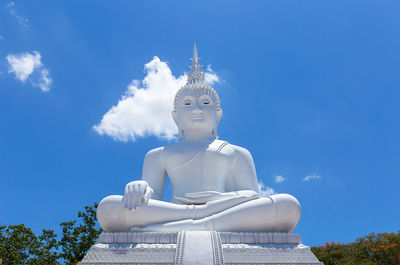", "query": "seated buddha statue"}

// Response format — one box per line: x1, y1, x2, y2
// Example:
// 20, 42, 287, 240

97, 45, 301, 233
